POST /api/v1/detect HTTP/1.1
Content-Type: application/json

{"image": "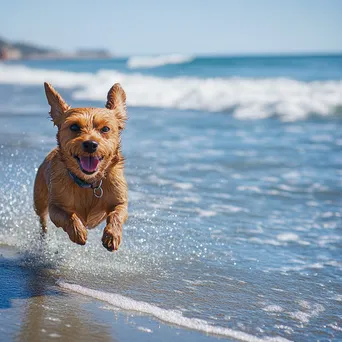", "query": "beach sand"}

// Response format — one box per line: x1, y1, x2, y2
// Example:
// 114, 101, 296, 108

0, 246, 224, 342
